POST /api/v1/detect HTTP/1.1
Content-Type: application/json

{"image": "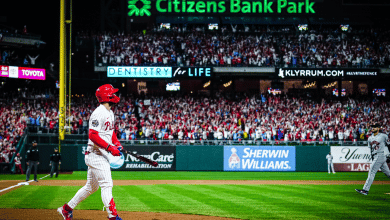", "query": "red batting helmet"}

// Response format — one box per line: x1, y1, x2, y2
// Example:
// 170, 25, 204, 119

96, 84, 120, 103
